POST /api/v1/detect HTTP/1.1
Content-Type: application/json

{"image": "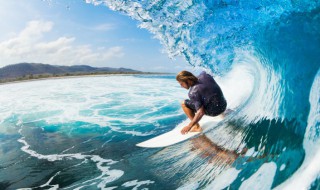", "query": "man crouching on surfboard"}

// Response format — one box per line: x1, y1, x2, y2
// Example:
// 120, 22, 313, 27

176, 70, 227, 135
